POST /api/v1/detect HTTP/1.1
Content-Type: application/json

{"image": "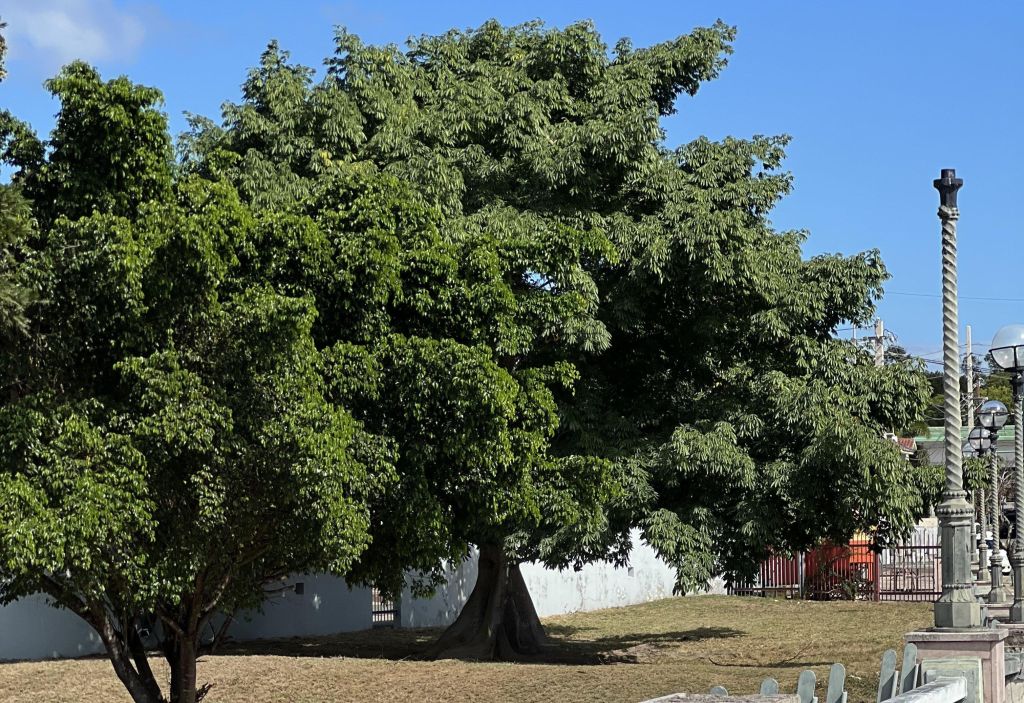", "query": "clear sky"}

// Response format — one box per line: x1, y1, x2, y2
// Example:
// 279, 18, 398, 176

1, 1, 1021, 360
